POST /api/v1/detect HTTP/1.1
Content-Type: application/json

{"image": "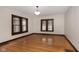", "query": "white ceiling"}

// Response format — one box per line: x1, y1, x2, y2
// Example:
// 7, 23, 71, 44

10, 6, 70, 16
